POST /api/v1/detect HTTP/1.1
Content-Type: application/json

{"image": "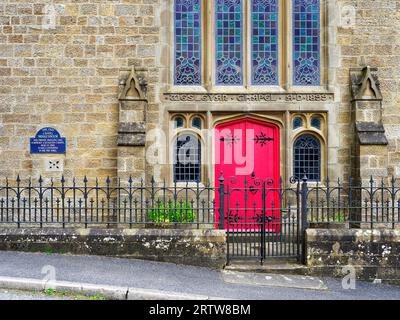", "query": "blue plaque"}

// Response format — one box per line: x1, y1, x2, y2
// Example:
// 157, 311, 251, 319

30, 127, 66, 154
